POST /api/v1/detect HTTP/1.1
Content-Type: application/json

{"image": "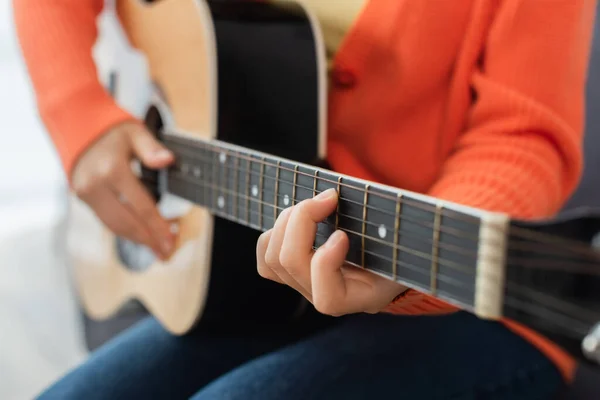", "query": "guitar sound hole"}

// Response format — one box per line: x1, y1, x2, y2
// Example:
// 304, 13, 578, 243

115, 104, 166, 271
116, 238, 157, 271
